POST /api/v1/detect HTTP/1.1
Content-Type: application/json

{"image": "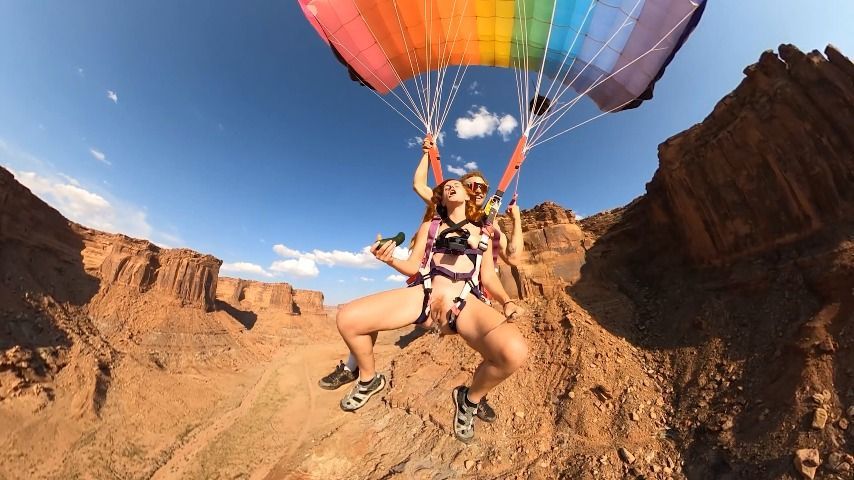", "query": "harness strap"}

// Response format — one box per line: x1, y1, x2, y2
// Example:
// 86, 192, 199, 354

420, 217, 441, 269
431, 265, 476, 282
433, 247, 482, 256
